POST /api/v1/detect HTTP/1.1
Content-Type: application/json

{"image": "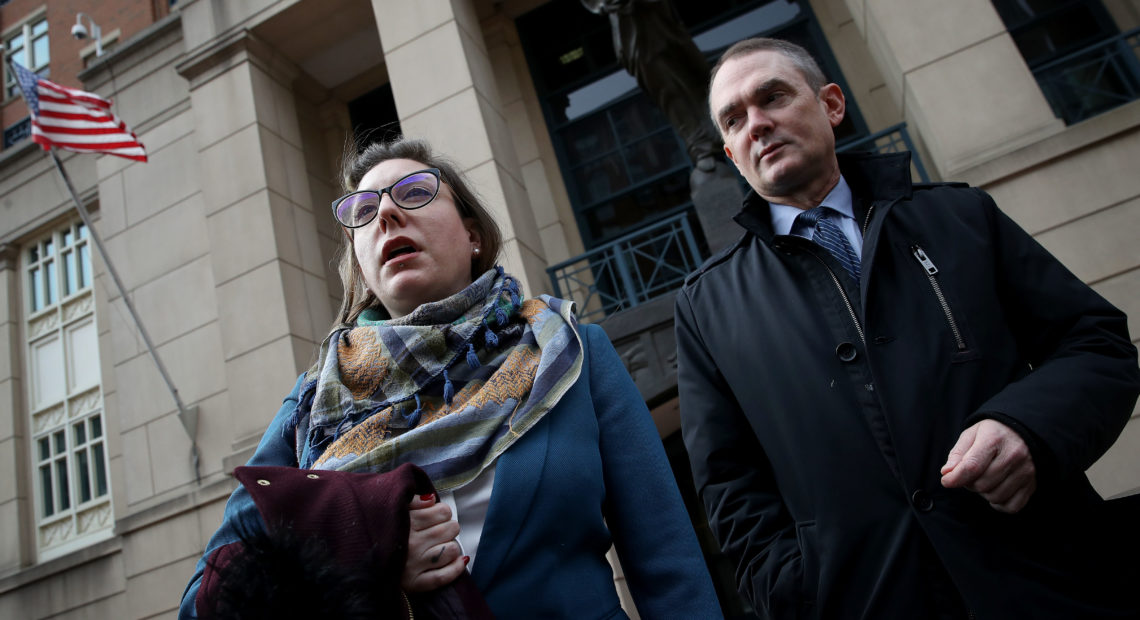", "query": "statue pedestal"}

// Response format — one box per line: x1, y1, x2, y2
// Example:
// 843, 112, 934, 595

690, 160, 746, 254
